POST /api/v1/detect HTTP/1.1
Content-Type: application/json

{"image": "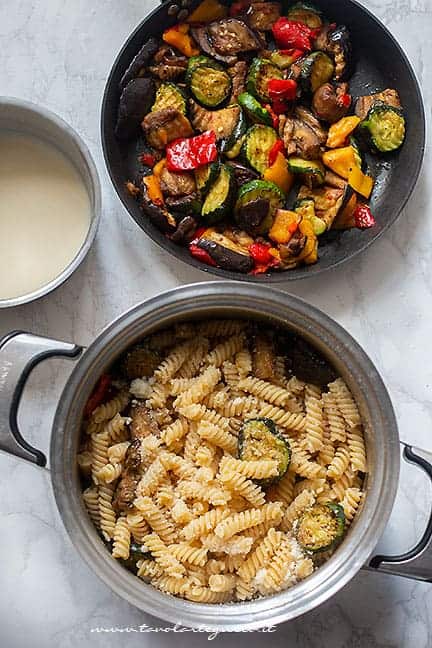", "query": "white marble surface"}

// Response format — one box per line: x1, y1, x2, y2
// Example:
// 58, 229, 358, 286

0, 0, 431, 646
